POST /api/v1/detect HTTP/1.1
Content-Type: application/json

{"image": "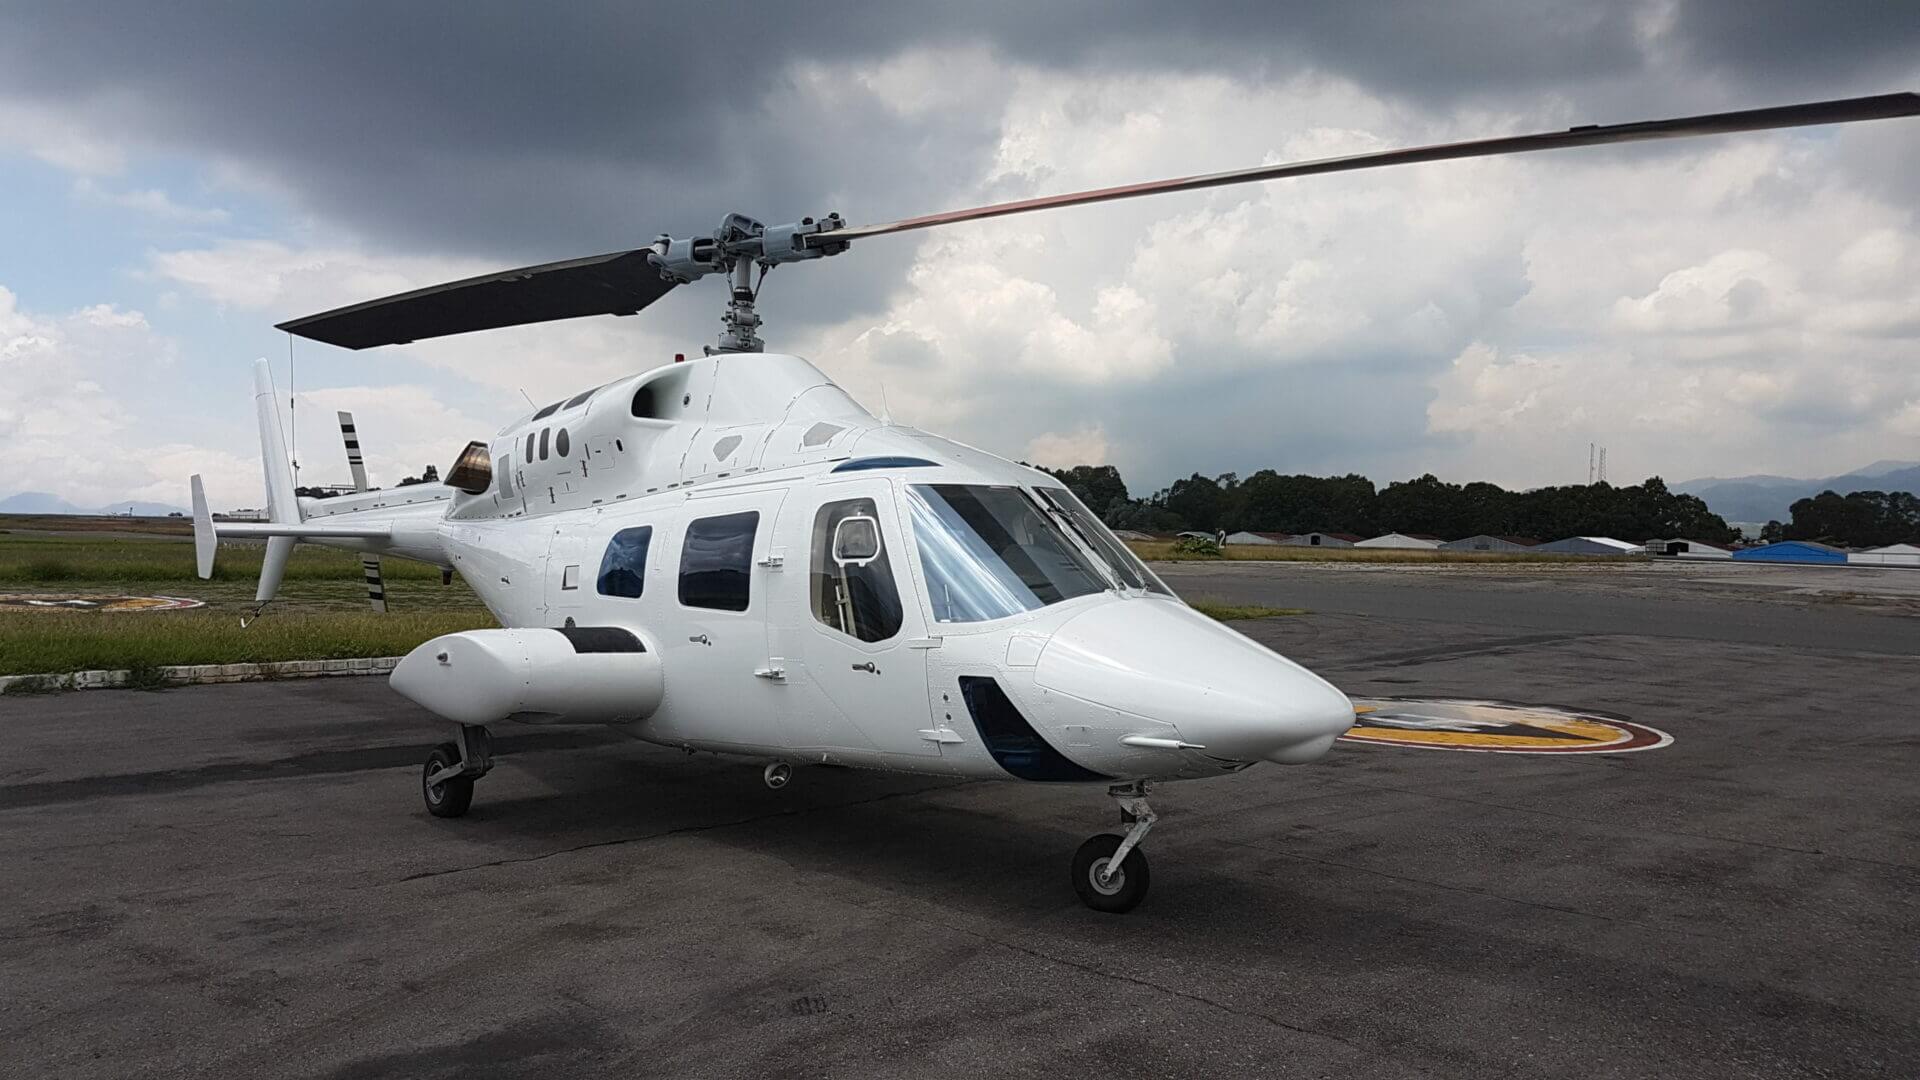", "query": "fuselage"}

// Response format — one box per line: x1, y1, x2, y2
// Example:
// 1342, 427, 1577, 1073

314, 353, 1355, 783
